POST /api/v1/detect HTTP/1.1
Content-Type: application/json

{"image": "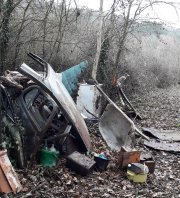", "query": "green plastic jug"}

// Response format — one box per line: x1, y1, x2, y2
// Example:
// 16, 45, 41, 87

40, 144, 59, 167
